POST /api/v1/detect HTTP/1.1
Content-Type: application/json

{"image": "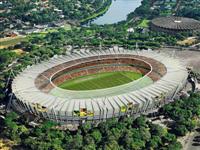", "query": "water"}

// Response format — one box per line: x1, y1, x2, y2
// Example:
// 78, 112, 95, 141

91, 0, 142, 25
